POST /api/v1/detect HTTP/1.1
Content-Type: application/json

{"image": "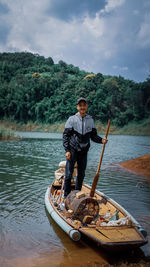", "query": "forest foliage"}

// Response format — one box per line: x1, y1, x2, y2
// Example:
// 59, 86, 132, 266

0, 52, 150, 126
